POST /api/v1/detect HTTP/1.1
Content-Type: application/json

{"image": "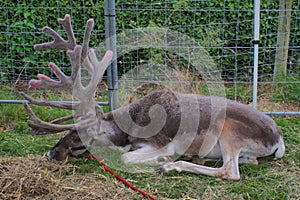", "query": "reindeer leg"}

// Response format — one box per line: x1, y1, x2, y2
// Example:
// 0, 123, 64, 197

239, 156, 258, 165
121, 143, 176, 165
158, 153, 240, 180
158, 138, 241, 180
